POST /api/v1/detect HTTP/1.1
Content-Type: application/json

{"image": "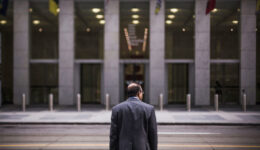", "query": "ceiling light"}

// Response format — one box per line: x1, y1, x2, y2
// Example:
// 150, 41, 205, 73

212, 8, 218, 13
168, 15, 175, 19
232, 20, 238, 24
99, 20, 105, 24
230, 28, 234, 32
29, 8, 33, 13
182, 28, 186, 32
92, 8, 101, 13
33, 20, 40, 25
0, 20, 7, 25
165, 20, 172, 24
131, 8, 139, 12
56, 8, 60, 13
237, 8, 240, 12
132, 20, 139, 24
170, 8, 178, 13
132, 15, 139, 19
86, 28, 91, 32
96, 14, 103, 19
